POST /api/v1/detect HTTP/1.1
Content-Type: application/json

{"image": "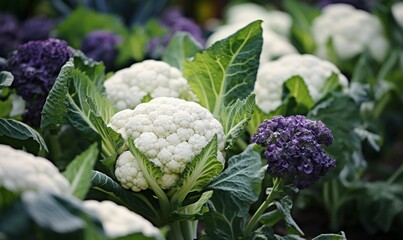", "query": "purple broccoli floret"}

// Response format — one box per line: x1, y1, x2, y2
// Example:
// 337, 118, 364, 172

81, 30, 122, 68
18, 17, 55, 43
0, 13, 19, 58
251, 115, 335, 188
6, 38, 74, 126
